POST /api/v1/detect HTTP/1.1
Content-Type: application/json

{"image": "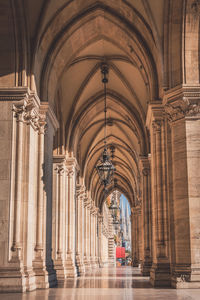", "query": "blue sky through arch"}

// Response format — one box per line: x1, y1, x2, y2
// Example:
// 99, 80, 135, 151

120, 194, 131, 216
